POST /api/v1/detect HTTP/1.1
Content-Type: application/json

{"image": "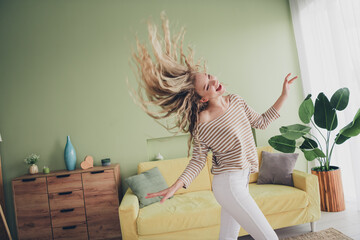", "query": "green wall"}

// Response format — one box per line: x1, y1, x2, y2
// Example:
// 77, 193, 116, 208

0, 0, 306, 238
